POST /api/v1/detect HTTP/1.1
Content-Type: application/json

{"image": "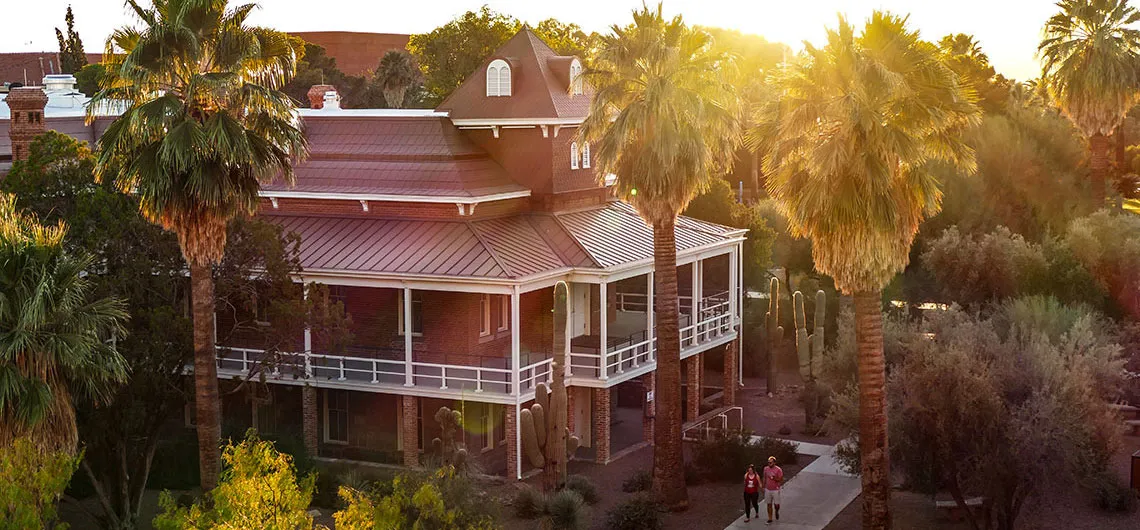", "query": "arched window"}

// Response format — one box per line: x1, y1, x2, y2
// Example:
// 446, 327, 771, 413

570, 142, 579, 170
487, 59, 511, 97
570, 59, 583, 96
581, 143, 591, 168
